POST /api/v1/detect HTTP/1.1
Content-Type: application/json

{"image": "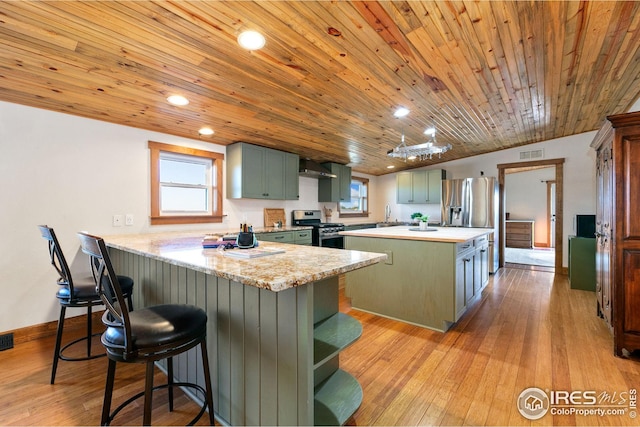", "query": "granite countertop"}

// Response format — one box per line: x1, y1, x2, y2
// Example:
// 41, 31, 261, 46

103, 231, 386, 292
340, 225, 492, 243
